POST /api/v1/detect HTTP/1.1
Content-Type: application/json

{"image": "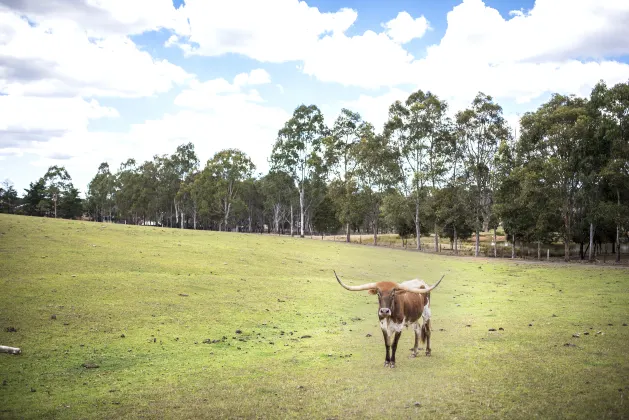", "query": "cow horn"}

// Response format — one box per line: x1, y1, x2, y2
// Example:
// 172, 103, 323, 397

333, 270, 378, 291
396, 274, 445, 294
